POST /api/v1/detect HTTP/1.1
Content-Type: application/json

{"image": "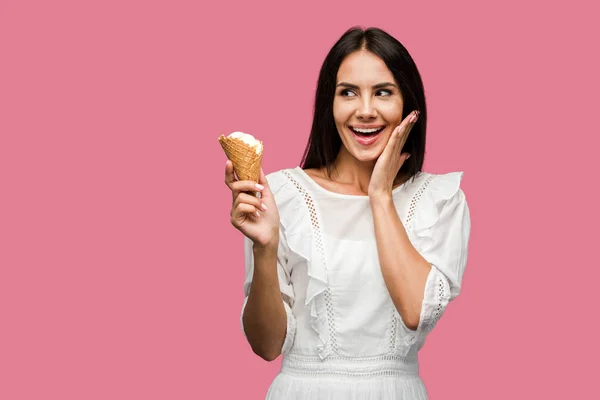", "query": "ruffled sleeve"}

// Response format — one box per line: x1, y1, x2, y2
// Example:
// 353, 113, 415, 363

239, 172, 297, 356
395, 172, 471, 355
240, 234, 297, 355
273, 168, 332, 360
